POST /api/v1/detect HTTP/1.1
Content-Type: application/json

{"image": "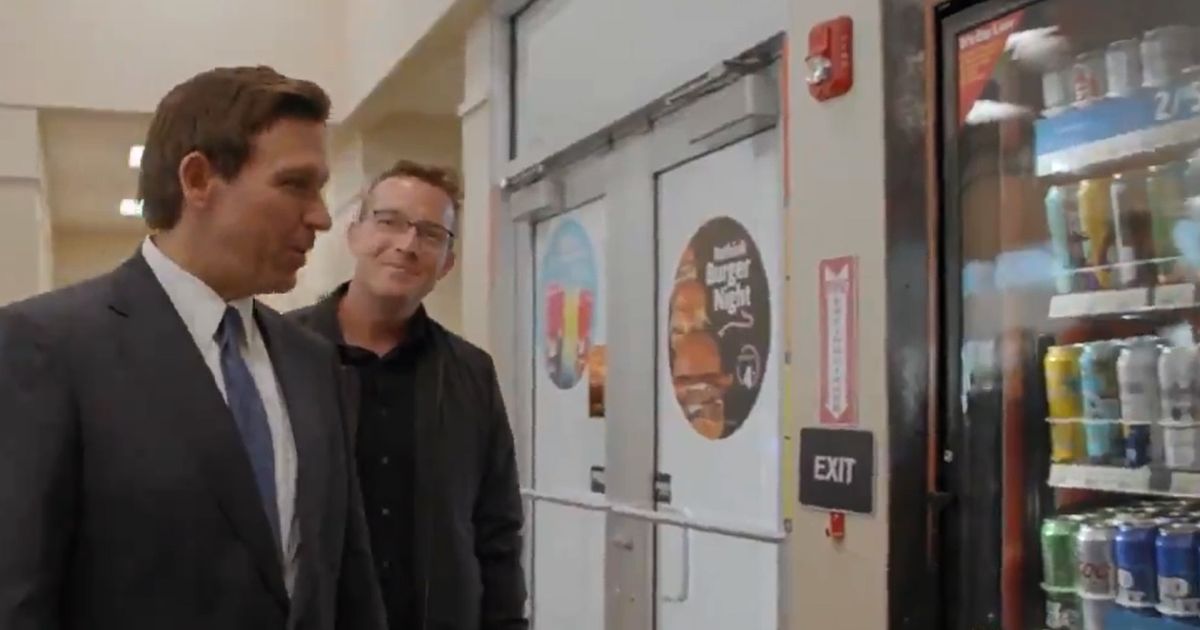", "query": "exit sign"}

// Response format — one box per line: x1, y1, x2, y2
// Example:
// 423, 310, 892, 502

799, 427, 874, 514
